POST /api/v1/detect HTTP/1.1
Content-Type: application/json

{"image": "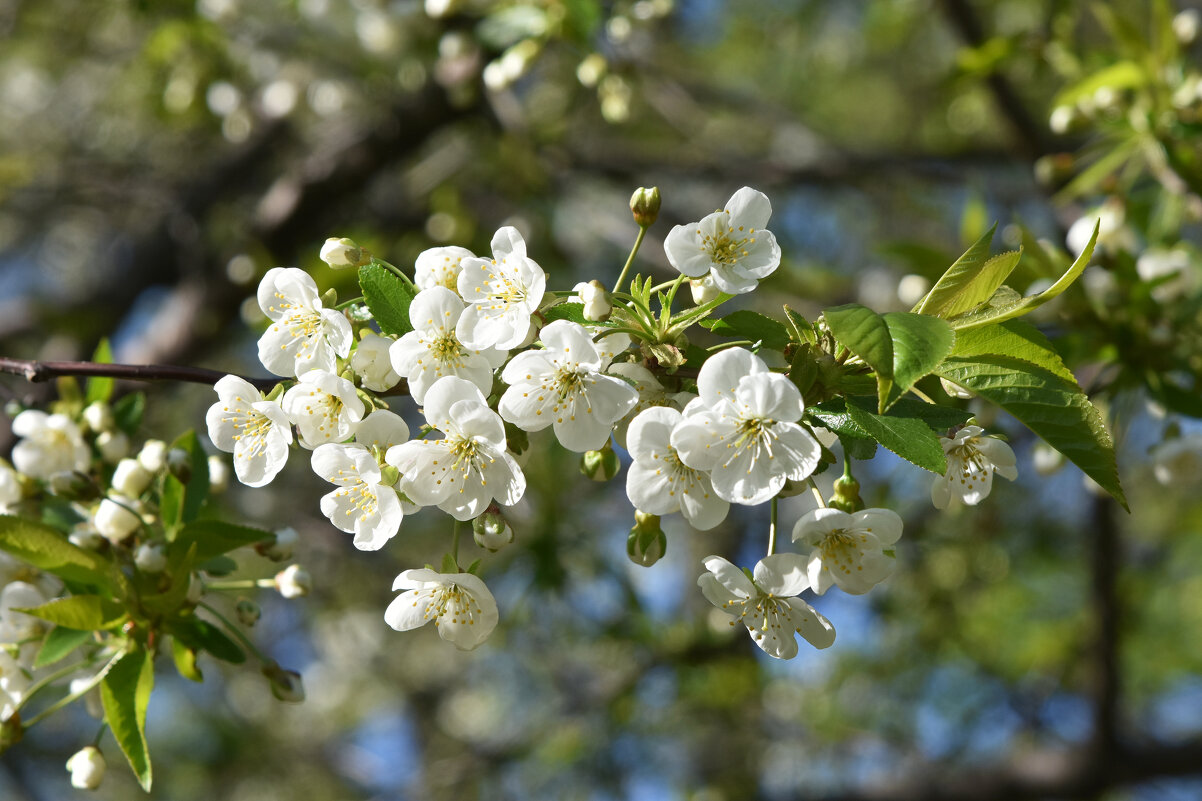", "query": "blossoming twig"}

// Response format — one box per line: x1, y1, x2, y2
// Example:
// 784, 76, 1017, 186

0, 357, 279, 392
